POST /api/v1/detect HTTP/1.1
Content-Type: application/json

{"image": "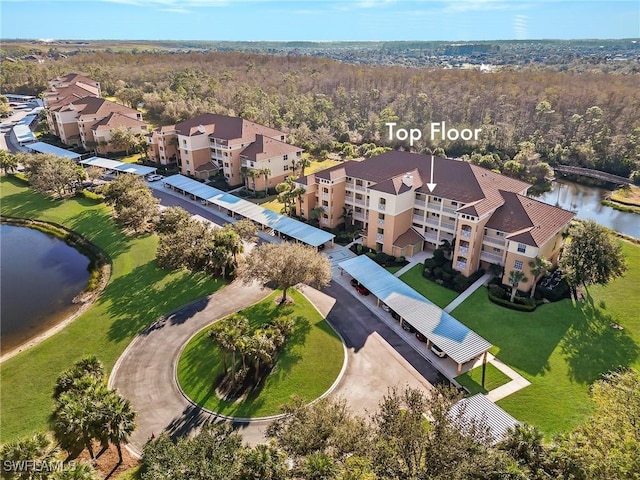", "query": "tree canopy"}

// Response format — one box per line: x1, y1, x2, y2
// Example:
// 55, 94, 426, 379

240, 242, 332, 304
22, 153, 86, 199
560, 220, 627, 289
